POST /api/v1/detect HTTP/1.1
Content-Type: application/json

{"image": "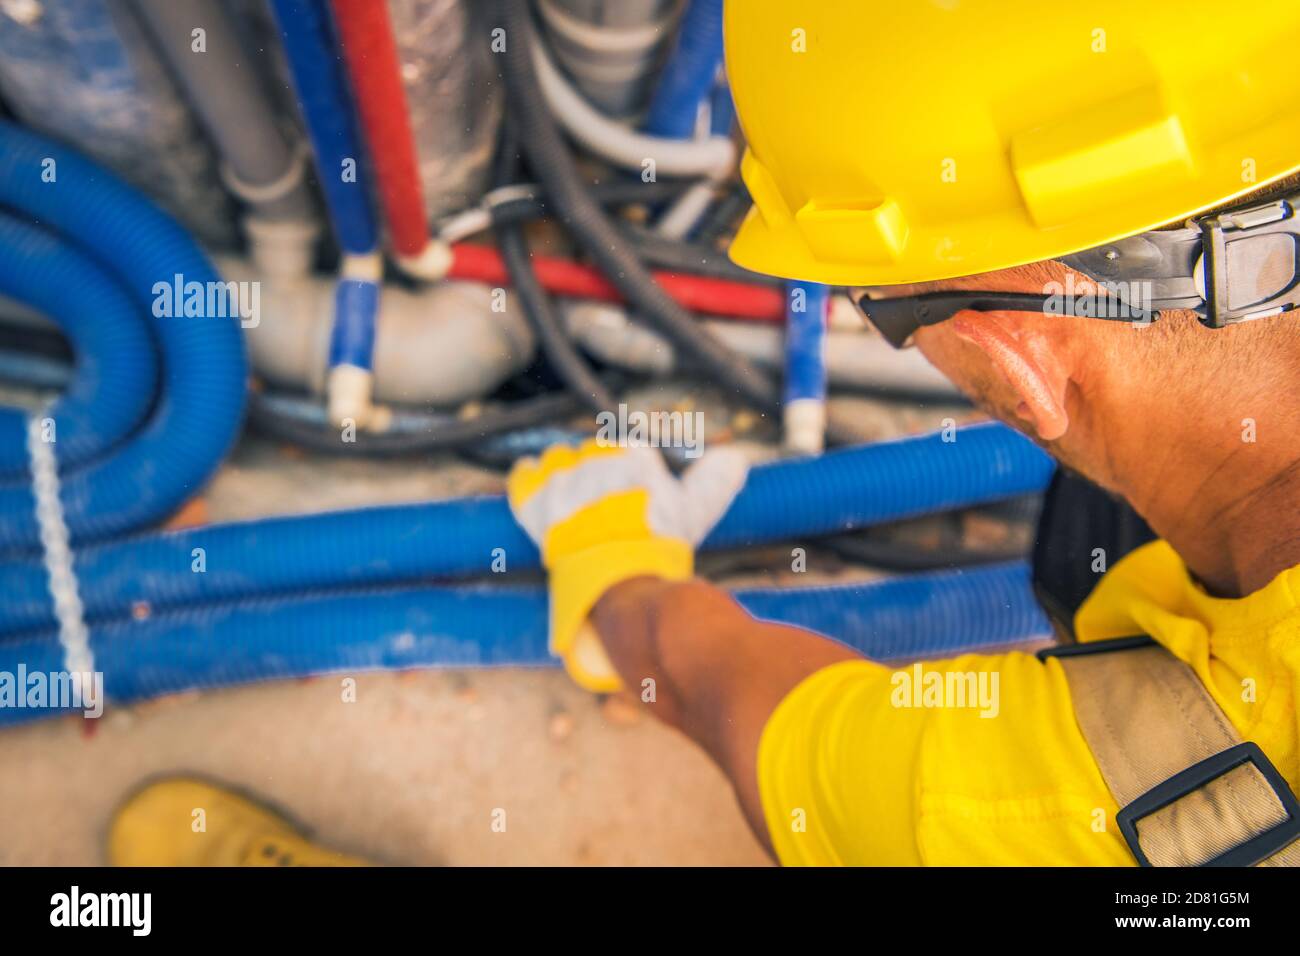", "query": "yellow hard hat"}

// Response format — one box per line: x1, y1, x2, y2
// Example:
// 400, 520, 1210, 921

725, 0, 1300, 286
